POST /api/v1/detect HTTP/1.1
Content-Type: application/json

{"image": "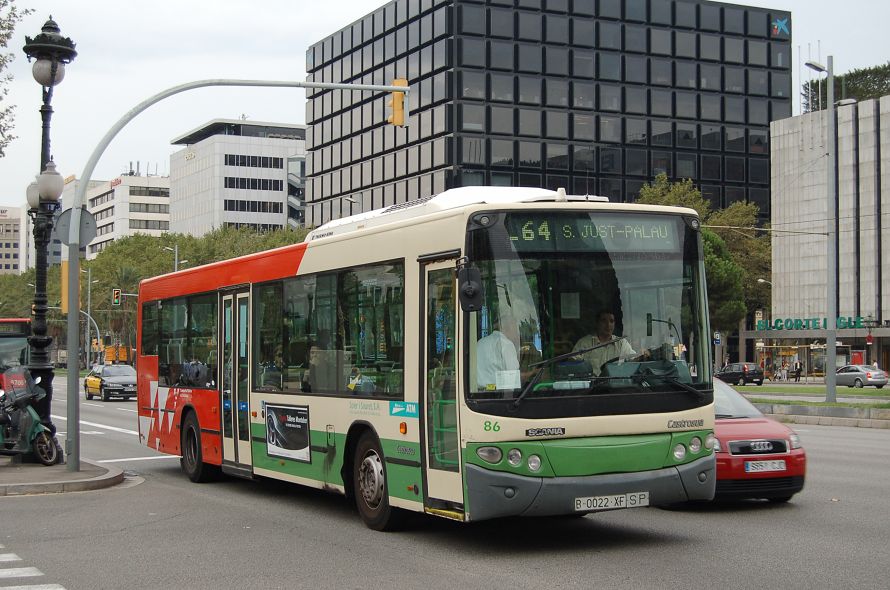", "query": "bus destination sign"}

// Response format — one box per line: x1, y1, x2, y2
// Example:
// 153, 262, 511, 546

504, 213, 680, 253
